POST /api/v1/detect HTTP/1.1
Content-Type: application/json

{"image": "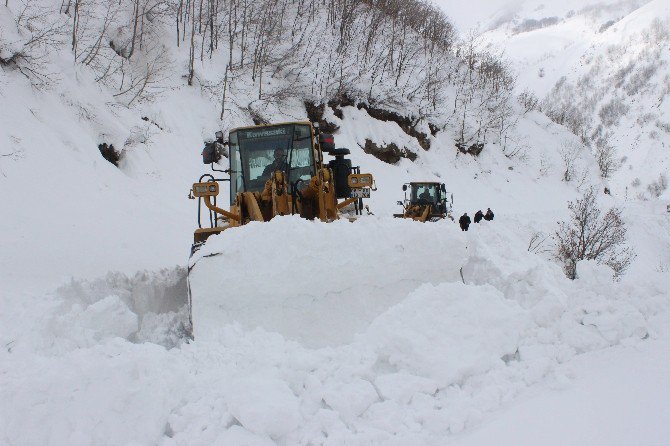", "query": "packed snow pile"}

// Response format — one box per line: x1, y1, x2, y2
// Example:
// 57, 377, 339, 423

189, 216, 467, 347
2, 216, 669, 445
4, 269, 190, 355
